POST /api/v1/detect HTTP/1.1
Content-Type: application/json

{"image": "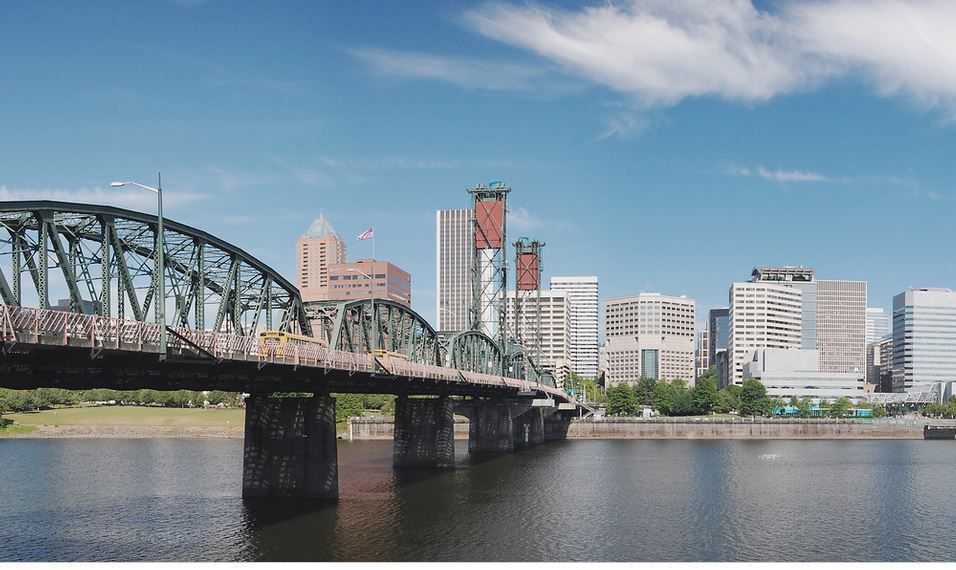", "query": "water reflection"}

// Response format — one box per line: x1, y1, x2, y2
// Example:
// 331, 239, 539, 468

4, 438, 956, 562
